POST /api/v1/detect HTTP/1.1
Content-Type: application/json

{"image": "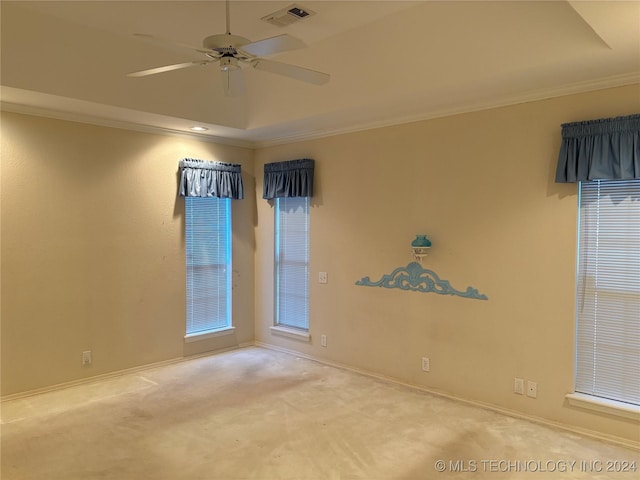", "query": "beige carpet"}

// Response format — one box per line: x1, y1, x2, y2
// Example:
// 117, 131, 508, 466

1, 347, 638, 479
